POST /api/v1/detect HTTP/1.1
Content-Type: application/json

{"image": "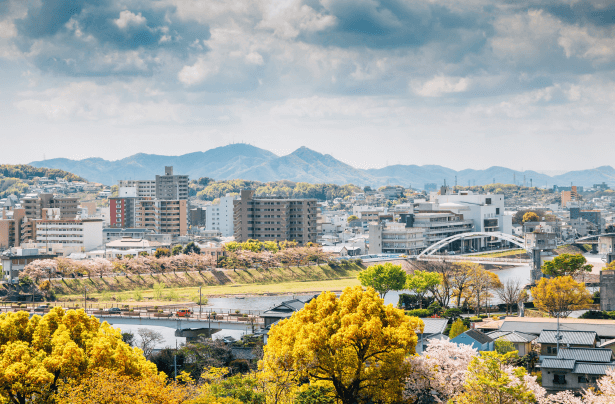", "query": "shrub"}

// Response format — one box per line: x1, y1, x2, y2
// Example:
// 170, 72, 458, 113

580, 310, 612, 320
406, 309, 432, 317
